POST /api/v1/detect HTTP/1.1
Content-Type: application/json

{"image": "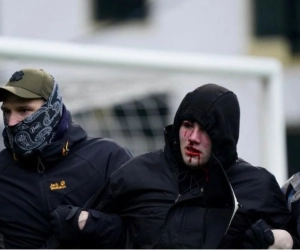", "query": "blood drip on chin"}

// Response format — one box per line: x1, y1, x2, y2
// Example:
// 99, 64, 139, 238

188, 151, 201, 163
189, 153, 209, 182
